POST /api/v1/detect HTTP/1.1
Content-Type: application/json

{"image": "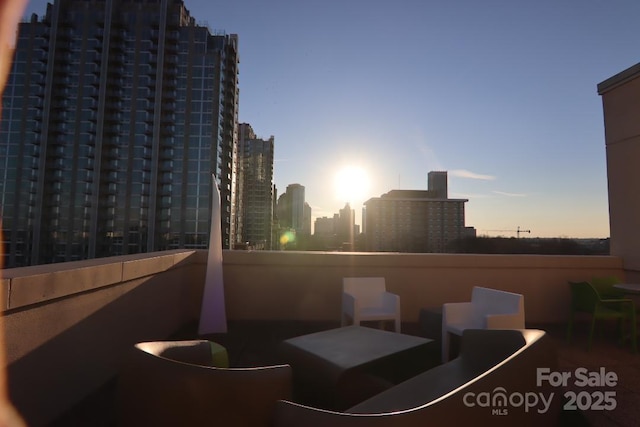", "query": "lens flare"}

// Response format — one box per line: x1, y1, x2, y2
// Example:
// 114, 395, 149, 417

279, 231, 296, 246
